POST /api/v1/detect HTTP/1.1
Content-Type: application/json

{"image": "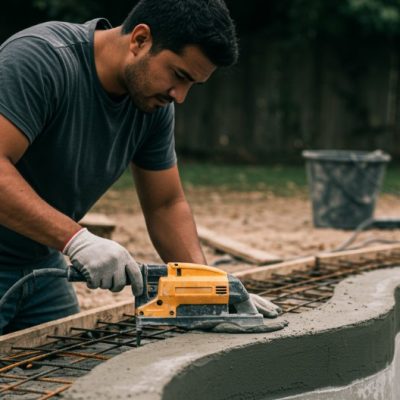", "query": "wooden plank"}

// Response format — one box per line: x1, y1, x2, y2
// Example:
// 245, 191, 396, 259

0, 300, 134, 354
234, 243, 400, 281
233, 257, 316, 280
317, 243, 400, 264
79, 213, 116, 239
197, 226, 282, 265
